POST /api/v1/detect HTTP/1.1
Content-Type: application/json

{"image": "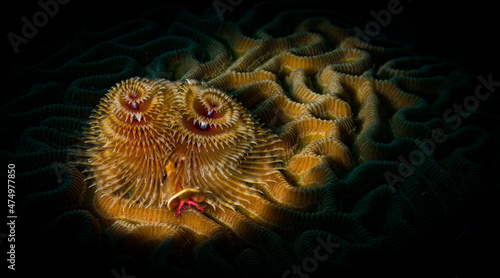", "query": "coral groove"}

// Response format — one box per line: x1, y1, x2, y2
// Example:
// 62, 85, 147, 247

3, 2, 496, 277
